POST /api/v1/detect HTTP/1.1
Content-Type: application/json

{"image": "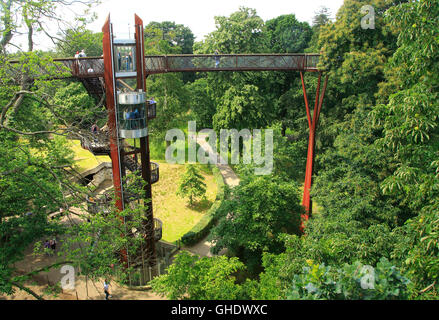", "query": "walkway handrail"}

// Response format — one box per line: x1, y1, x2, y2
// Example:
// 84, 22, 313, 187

6, 53, 320, 79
